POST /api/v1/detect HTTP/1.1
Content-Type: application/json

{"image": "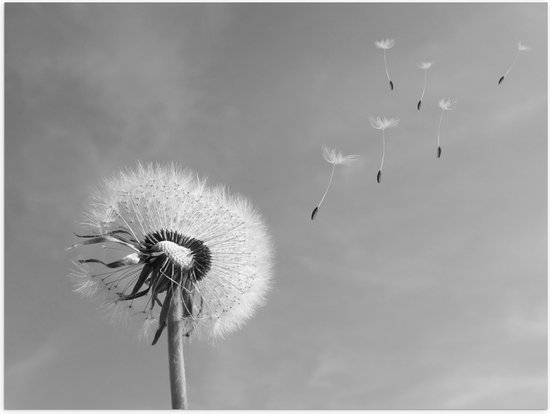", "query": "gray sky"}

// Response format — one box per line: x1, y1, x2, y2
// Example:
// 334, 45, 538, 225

5, 3, 547, 409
